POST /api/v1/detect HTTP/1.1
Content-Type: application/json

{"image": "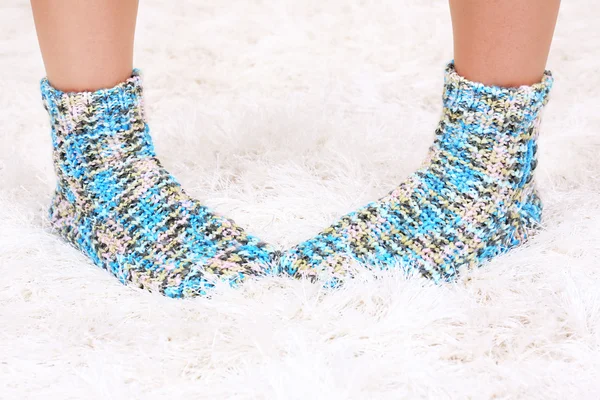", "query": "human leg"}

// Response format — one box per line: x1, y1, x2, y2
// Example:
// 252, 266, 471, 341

279, 1, 560, 283
32, 1, 277, 297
